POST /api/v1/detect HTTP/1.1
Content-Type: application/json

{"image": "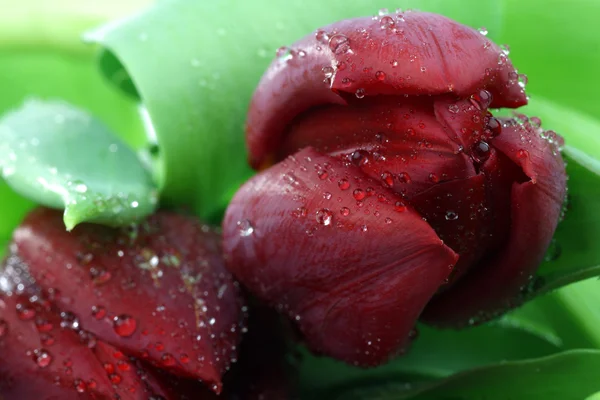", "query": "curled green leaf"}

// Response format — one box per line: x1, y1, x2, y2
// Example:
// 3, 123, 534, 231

0, 99, 157, 230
